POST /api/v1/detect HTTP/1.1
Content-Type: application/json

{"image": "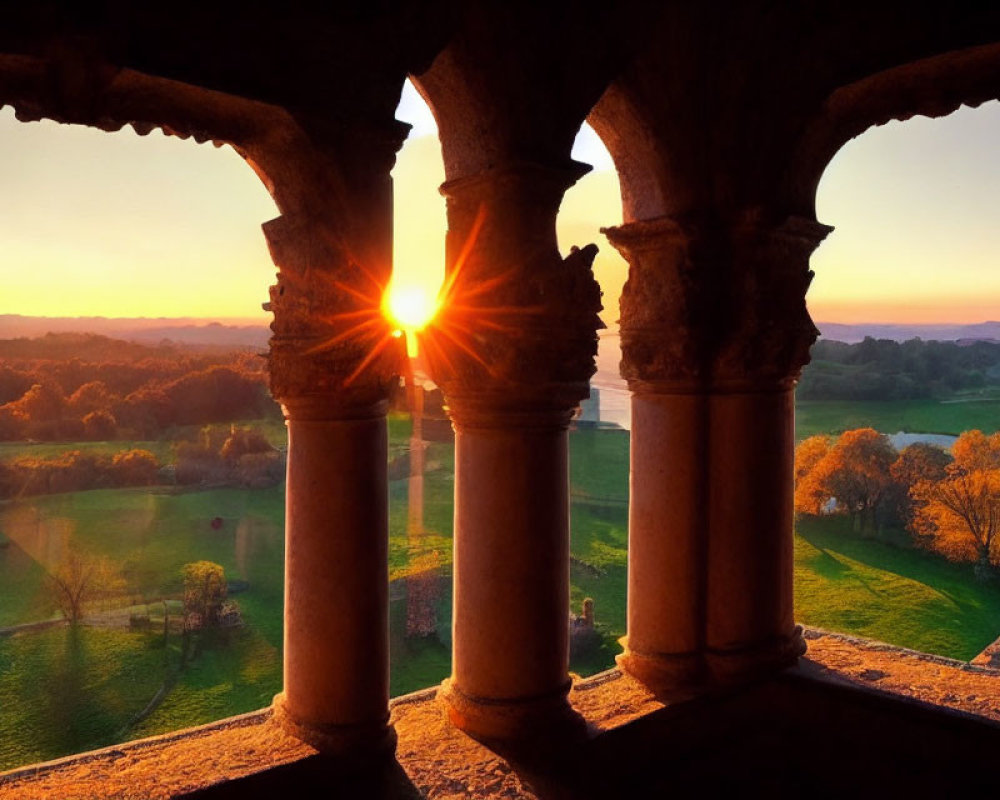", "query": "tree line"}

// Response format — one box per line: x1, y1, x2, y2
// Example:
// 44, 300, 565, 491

0, 333, 278, 441
797, 337, 1000, 401
795, 428, 1000, 579
0, 425, 285, 500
